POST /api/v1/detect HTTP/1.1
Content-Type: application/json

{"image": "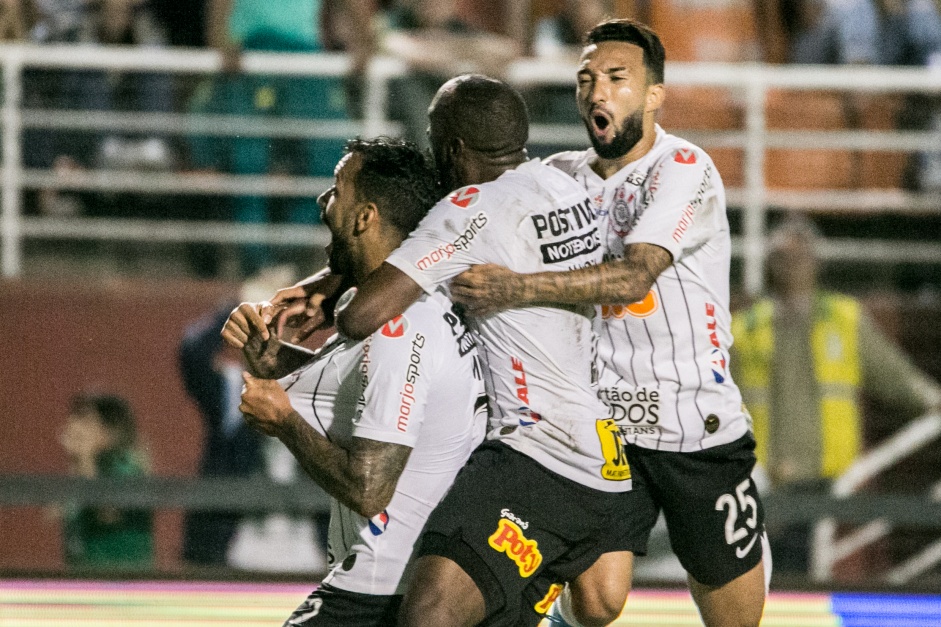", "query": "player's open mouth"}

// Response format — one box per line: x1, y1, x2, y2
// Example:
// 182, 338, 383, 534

591, 111, 612, 139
